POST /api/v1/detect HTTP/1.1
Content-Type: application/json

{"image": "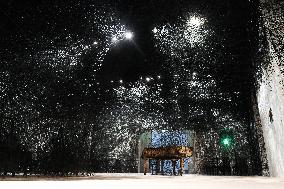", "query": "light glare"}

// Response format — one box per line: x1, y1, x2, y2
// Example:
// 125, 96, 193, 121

223, 138, 230, 145
188, 16, 204, 27
125, 32, 133, 39
153, 27, 158, 34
